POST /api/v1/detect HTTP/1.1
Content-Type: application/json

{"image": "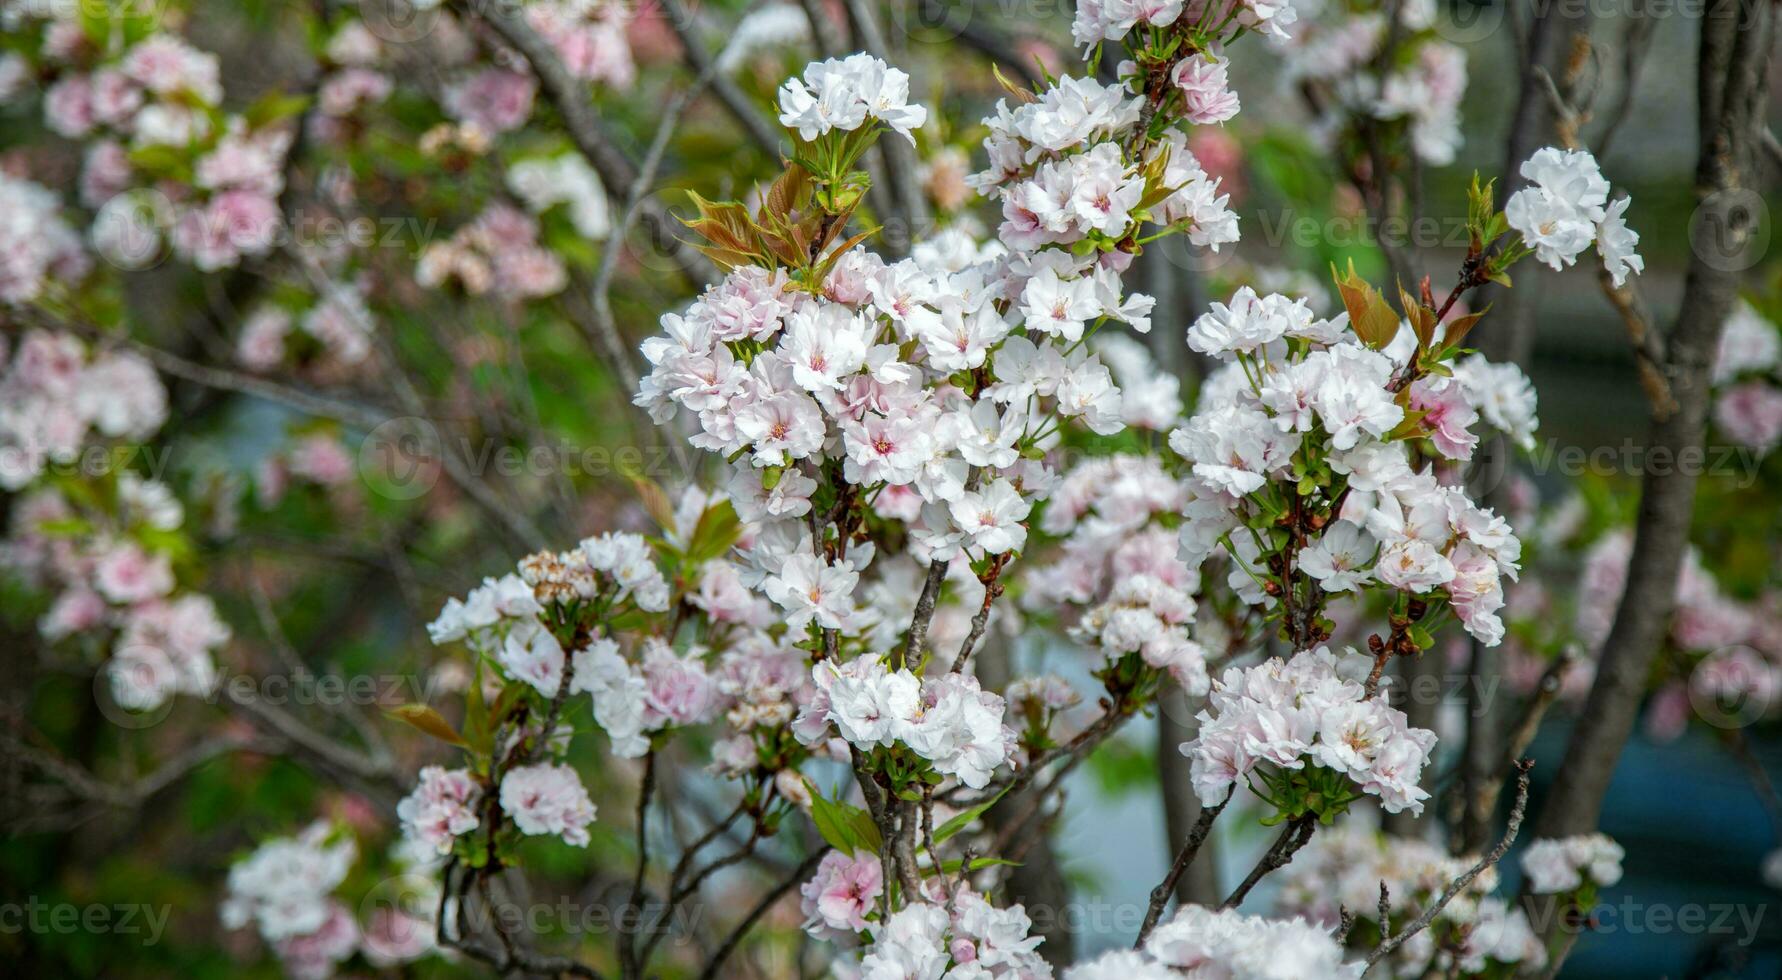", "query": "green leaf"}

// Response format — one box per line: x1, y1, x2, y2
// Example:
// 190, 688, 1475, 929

33, 517, 94, 537
683, 499, 742, 565
806, 781, 882, 856
385, 703, 467, 747
127, 144, 191, 180
933, 786, 1009, 844
244, 91, 312, 129
1331, 260, 1399, 349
